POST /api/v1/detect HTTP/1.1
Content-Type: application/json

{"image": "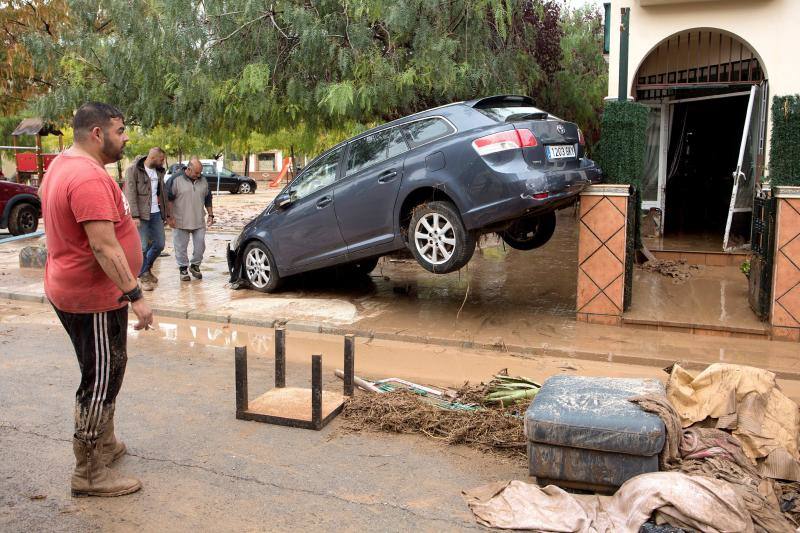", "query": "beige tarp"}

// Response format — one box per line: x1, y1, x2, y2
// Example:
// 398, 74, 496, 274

667, 364, 800, 481
464, 472, 754, 532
